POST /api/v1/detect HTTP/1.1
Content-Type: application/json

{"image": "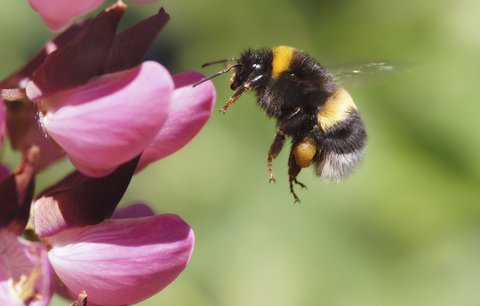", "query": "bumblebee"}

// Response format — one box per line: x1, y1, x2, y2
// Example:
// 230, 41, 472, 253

194, 46, 367, 202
